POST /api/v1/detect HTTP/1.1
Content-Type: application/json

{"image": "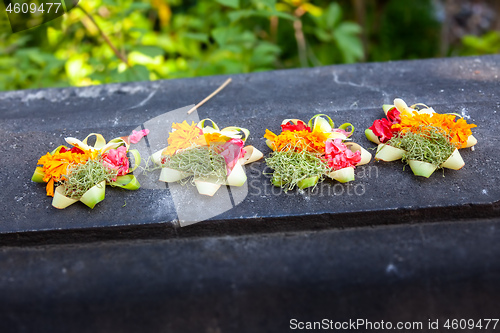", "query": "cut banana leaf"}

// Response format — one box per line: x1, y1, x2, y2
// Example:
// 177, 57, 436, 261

382, 104, 395, 115
201, 127, 218, 135
345, 142, 372, 166
242, 146, 263, 164
100, 140, 123, 153
32, 167, 45, 183
308, 114, 334, 133
65, 133, 127, 154
465, 135, 477, 148
221, 126, 250, 142
327, 132, 348, 140
108, 137, 129, 149
408, 160, 438, 178
194, 179, 221, 196
226, 163, 247, 186
128, 149, 141, 172
266, 139, 273, 150
365, 128, 381, 145
79, 180, 106, 209
159, 168, 191, 182
82, 133, 107, 149
297, 176, 319, 189
49, 145, 66, 155
375, 144, 405, 162
52, 185, 79, 209
281, 119, 302, 126
151, 149, 165, 165
109, 175, 141, 190
440, 149, 465, 170
65, 137, 92, 151
337, 123, 354, 138
198, 119, 220, 131
327, 167, 355, 183
417, 107, 435, 115
394, 98, 412, 113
